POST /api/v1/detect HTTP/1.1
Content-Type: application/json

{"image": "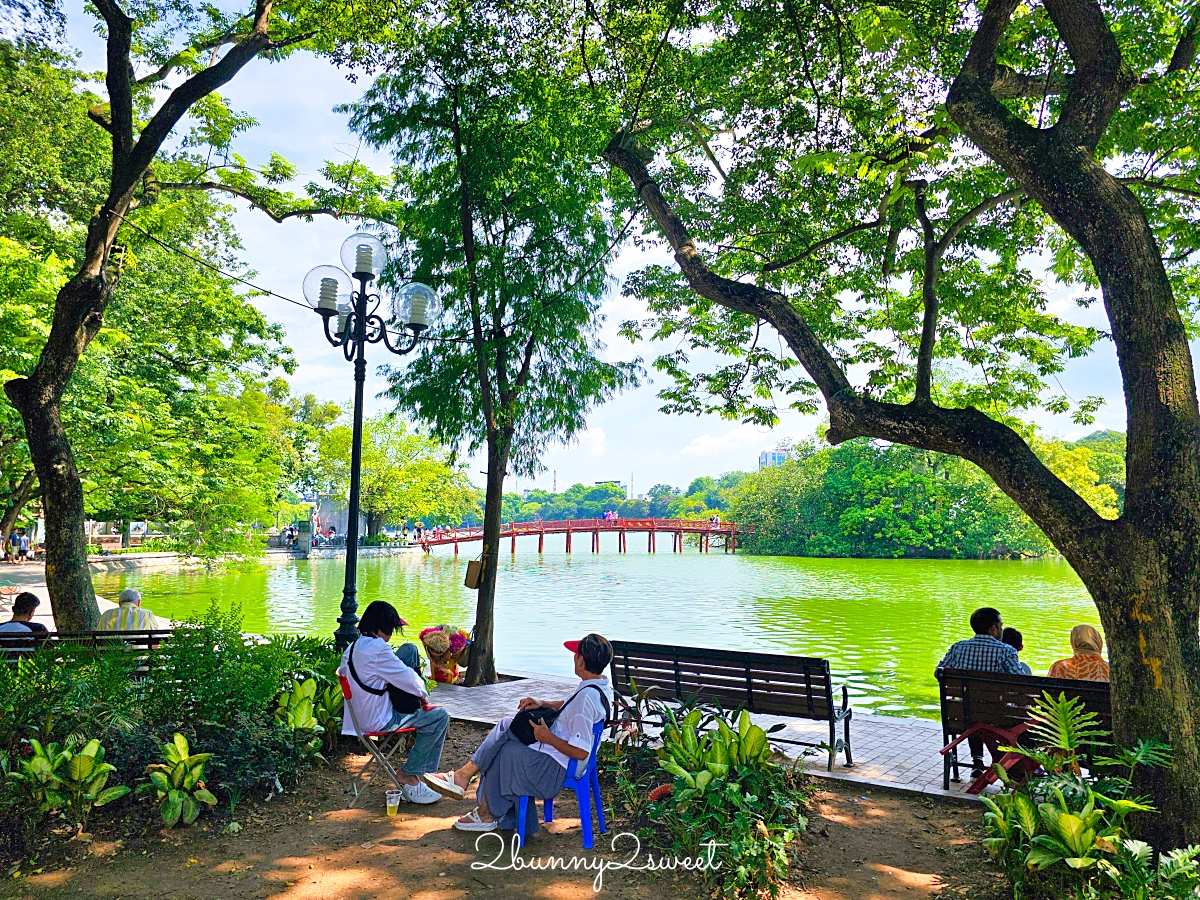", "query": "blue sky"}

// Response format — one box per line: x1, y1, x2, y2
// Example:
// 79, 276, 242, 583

62, 7, 1137, 494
